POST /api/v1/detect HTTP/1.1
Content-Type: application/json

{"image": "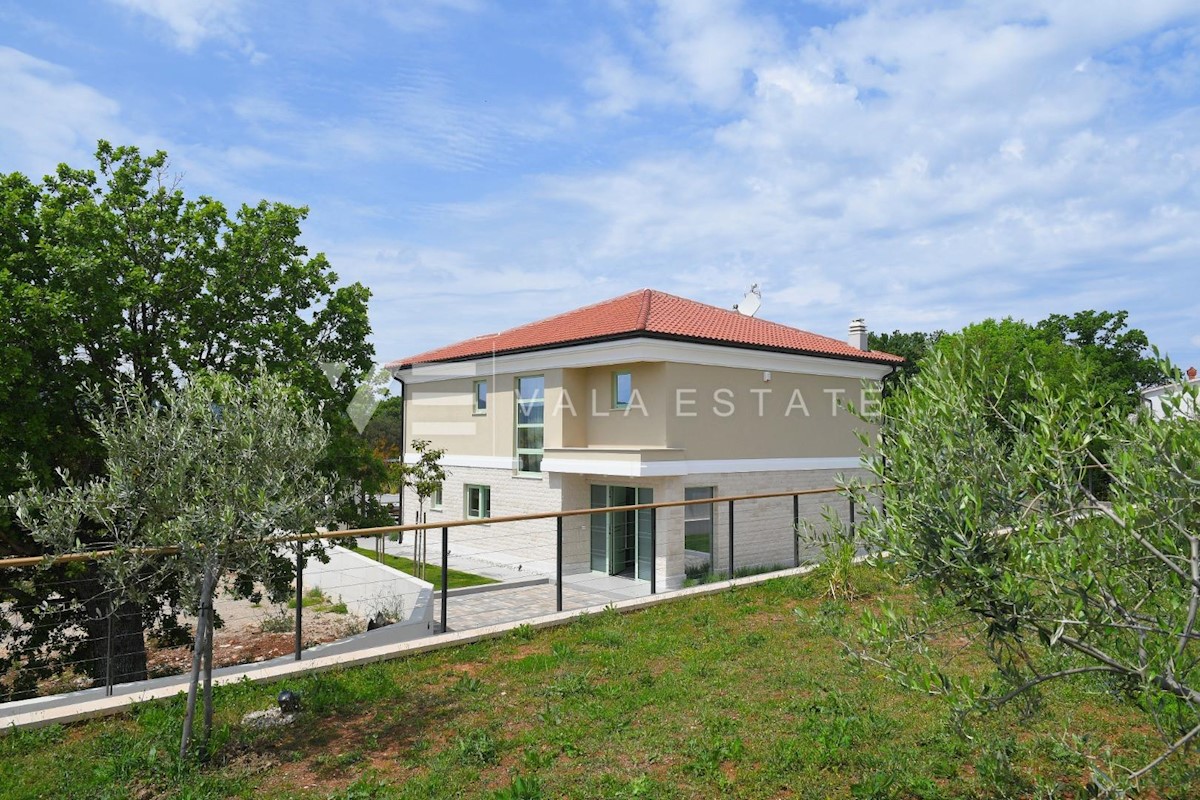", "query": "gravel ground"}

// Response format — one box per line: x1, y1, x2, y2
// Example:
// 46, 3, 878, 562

146, 592, 365, 677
